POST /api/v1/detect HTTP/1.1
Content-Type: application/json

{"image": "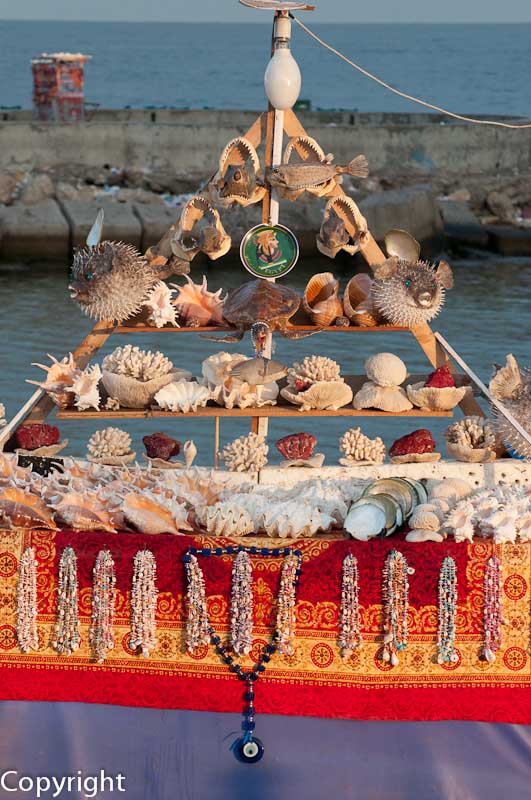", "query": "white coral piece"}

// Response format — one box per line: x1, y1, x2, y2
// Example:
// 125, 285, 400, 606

339, 427, 386, 465
154, 380, 211, 413
87, 427, 133, 461
102, 344, 173, 382
71, 364, 101, 411
281, 380, 353, 411
144, 282, 178, 328
365, 353, 407, 387
444, 416, 503, 462
221, 433, 268, 473
288, 355, 342, 385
